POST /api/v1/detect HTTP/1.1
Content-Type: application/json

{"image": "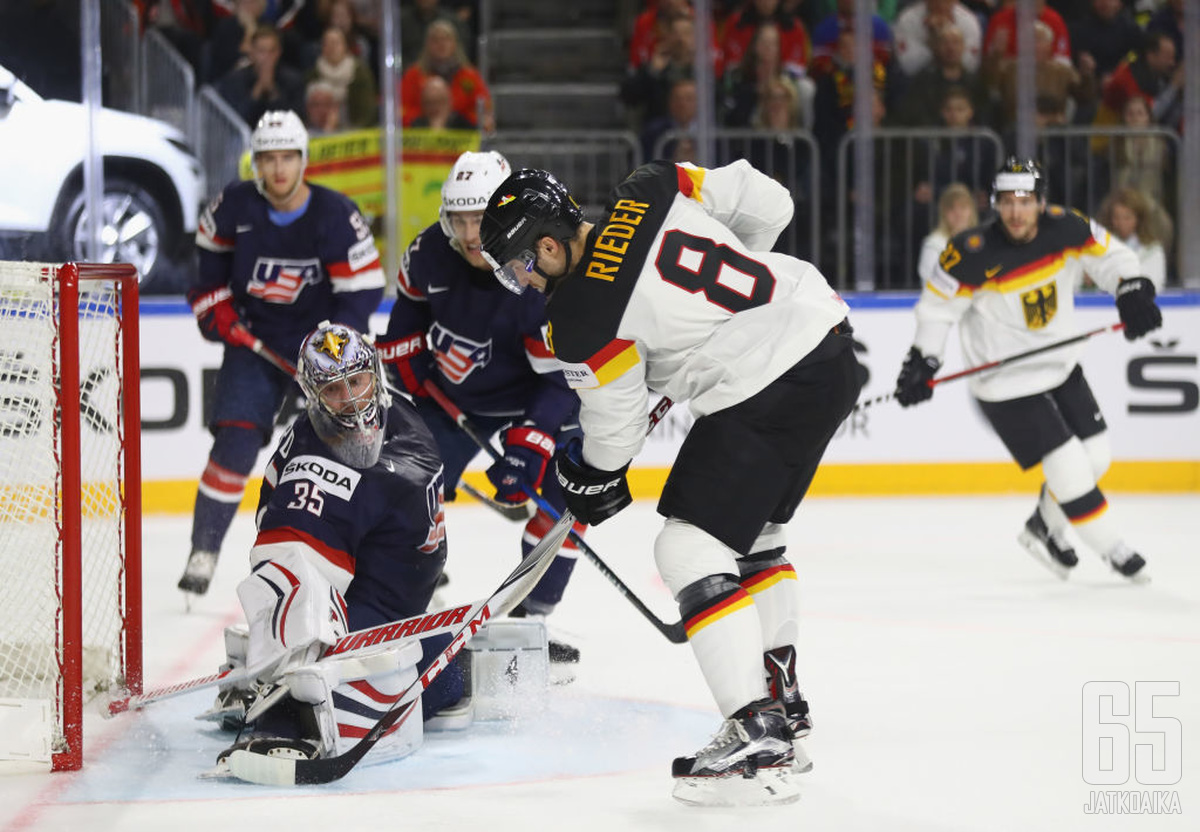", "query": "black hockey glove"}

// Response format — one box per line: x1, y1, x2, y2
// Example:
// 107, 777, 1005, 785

895, 347, 940, 407
554, 438, 631, 526
1115, 277, 1162, 341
